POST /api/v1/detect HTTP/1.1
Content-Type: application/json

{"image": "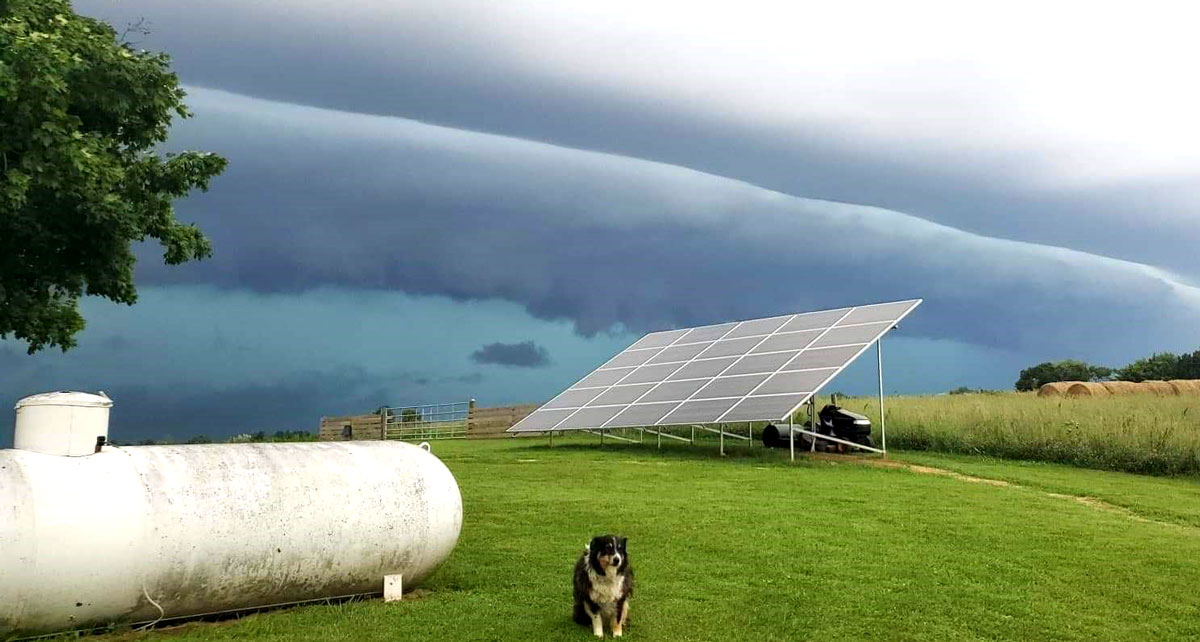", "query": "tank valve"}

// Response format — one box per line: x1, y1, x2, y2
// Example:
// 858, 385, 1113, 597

94, 436, 106, 454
